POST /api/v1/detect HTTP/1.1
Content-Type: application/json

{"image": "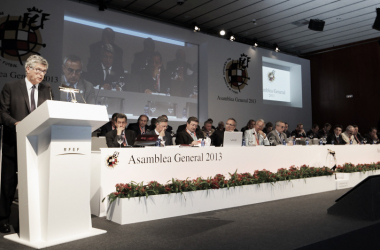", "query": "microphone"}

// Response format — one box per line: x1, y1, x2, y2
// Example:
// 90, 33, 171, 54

48, 85, 53, 100
95, 85, 101, 105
